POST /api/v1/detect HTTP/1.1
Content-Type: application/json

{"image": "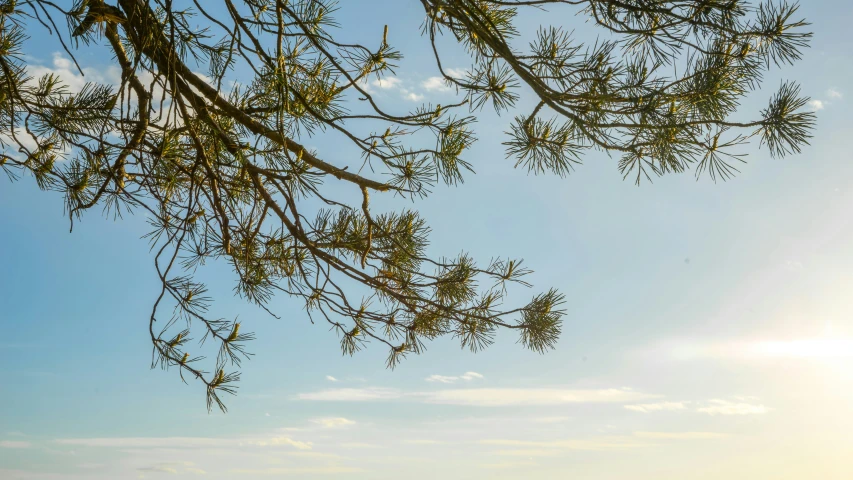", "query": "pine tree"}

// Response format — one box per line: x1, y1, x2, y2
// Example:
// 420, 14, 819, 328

0, 0, 814, 411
